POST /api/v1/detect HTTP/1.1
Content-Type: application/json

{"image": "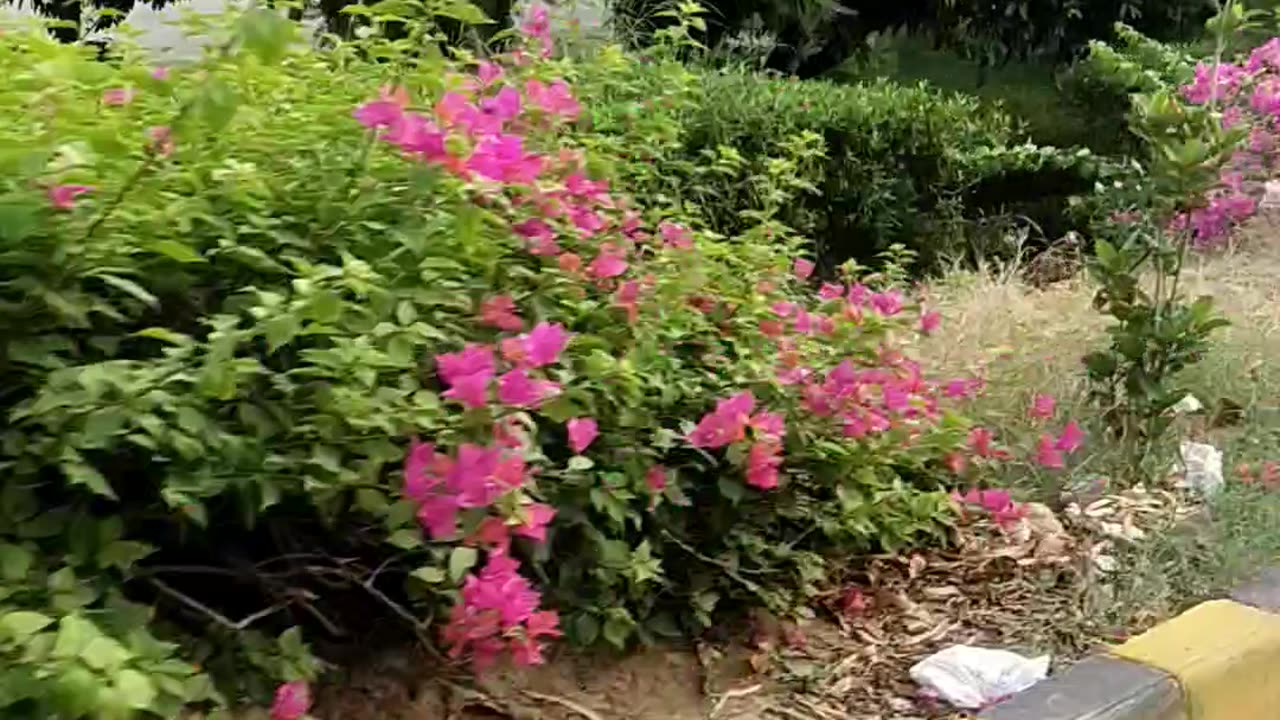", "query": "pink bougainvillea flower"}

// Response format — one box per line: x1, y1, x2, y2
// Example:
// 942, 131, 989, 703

569, 204, 605, 236
587, 244, 628, 279
659, 220, 693, 249
919, 310, 941, 335
944, 452, 968, 475
467, 134, 545, 184
759, 319, 784, 338
437, 344, 495, 409
150, 66, 169, 81
497, 369, 559, 408
480, 86, 522, 124
566, 417, 599, 454
520, 322, 570, 367
645, 465, 668, 492
1055, 420, 1086, 454
469, 515, 511, 550
384, 113, 447, 160
519, 4, 554, 57
967, 427, 994, 458
770, 301, 797, 318
514, 217, 558, 253
749, 411, 785, 439
1035, 434, 1065, 469
689, 391, 757, 449
792, 257, 815, 280
476, 60, 504, 87
353, 99, 404, 128
745, 440, 783, 490
47, 184, 92, 210
525, 78, 580, 119
1028, 393, 1056, 420
479, 295, 524, 332
869, 291, 903, 317
101, 87, 134, 106
818, 282, 844, 300
403, 439, 444, 501
270, 680, 311, 720
614, 280, 641, 323
513, 502, 556, 543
